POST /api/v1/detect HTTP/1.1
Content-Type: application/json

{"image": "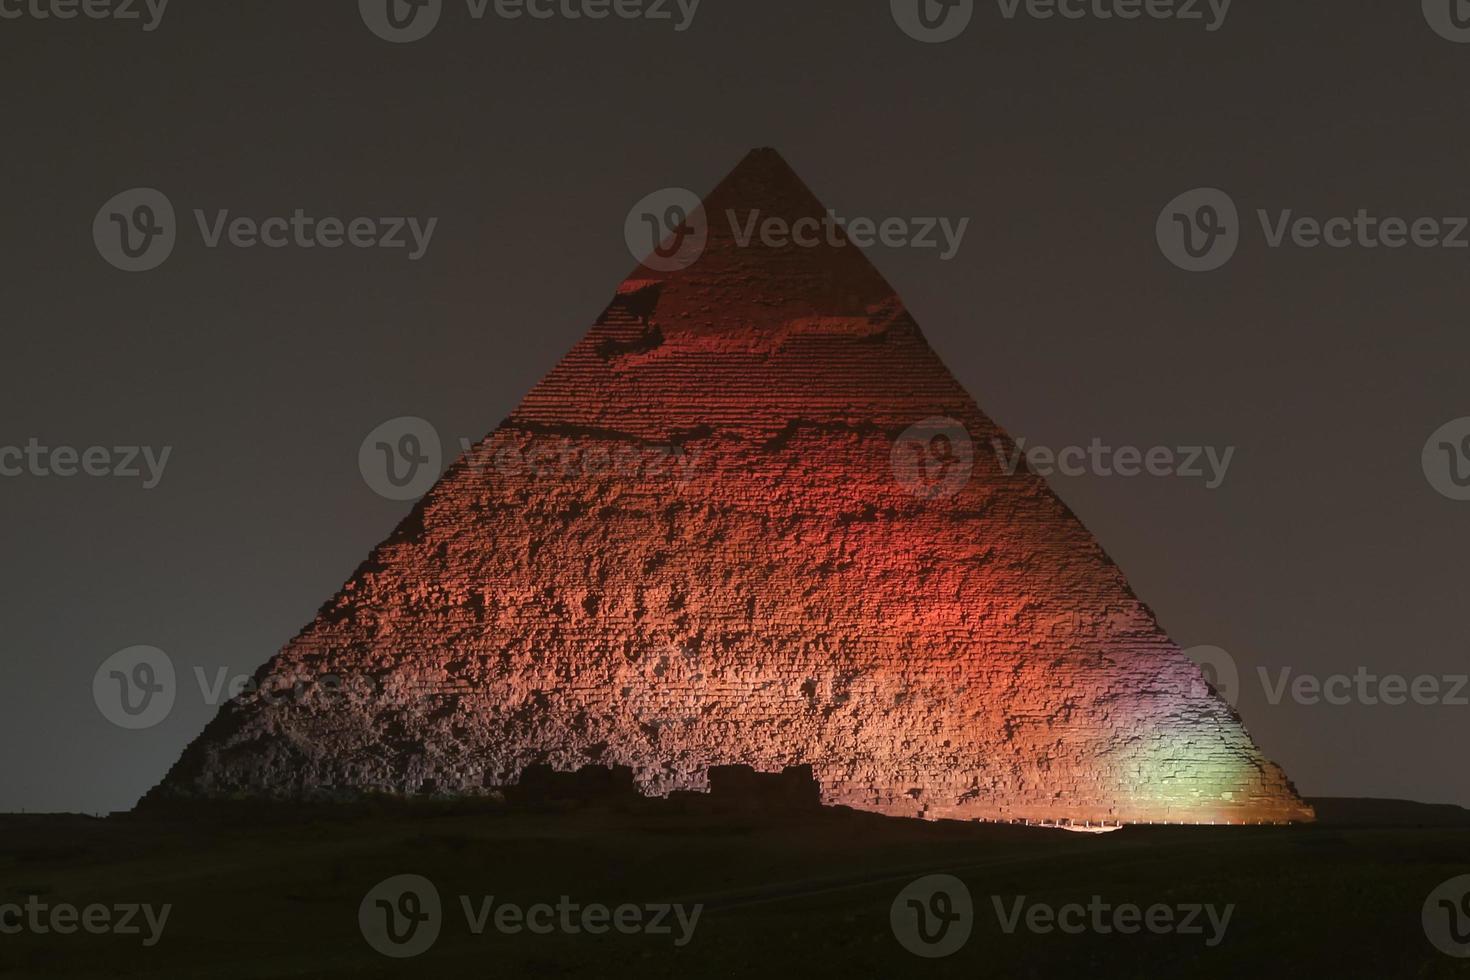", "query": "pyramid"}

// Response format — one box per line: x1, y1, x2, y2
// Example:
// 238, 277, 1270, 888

151, 149, 1313, 825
